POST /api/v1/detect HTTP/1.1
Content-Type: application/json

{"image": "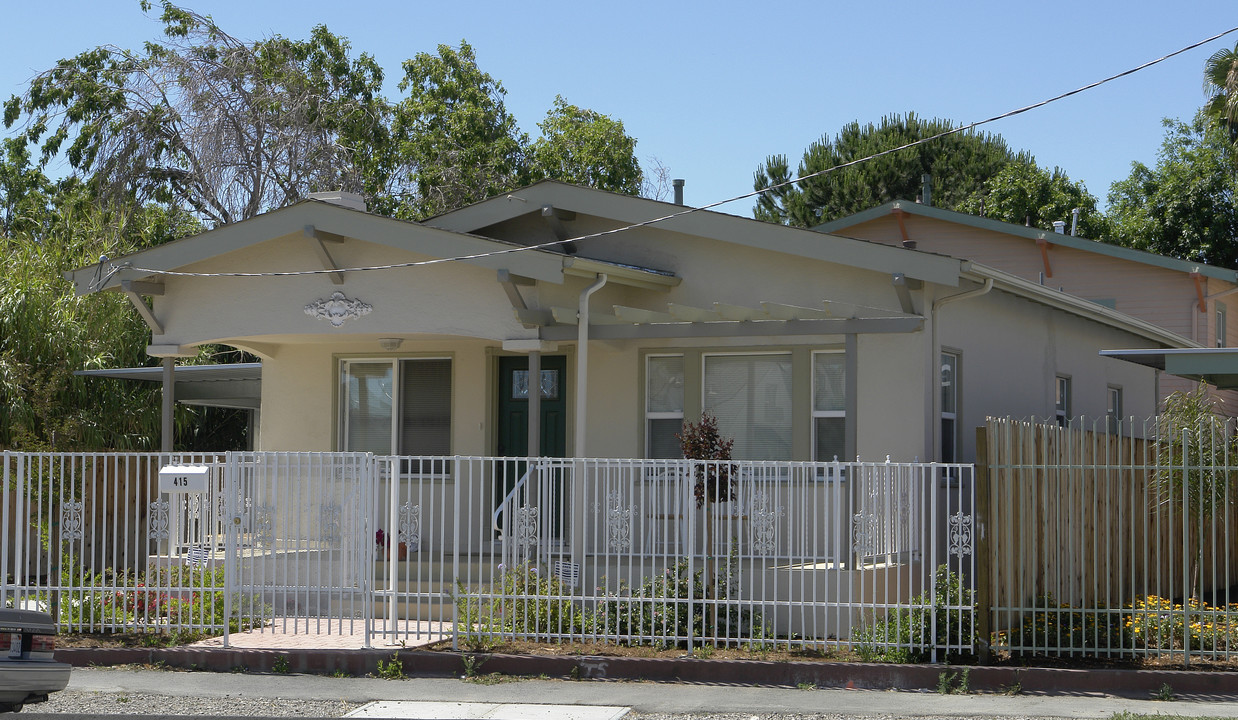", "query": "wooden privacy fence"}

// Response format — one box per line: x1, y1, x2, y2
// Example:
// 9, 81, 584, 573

978, 417, 1238, 659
